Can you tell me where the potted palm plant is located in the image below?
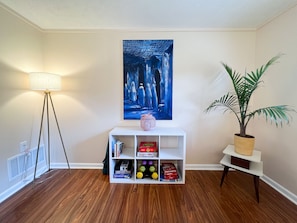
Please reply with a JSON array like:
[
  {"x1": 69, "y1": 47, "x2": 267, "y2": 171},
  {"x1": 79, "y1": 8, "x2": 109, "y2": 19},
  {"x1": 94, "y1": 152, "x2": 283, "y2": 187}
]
[{"x1": 205, "y1": 55, "x2": 295, "y2": 155}]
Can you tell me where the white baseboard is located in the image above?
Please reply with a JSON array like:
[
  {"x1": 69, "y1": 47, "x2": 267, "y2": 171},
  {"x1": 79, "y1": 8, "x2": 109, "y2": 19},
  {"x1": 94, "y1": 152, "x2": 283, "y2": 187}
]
[
  {"x1": 185, "y1": 164, "x2": 223, "y2": 170},
  {"x1": 50, "y1": 162, "x2": 103, "y2": 169},
  {"x1": 261, "y1": 175, "x2": 297, "y2": 205},
  {"x1": 1, "y1": 163, "x2": 296, "y2": 206},
  {"x1": 0, "y1": 166, "x2": 48, "y2": 203},
  {"x1": 185, "y1": 164, "x2": 297, "y2": 205}
]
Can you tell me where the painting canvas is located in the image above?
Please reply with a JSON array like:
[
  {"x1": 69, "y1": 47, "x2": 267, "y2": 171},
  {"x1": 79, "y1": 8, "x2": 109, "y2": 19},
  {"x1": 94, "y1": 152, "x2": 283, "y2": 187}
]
[{"x1": 123, "y1": 40, "x2": 173, "y2": 120}]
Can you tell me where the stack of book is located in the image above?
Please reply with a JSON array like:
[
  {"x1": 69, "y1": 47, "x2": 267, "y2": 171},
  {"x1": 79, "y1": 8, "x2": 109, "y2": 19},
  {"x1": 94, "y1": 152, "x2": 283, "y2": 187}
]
[
  {"x1": 137, "y1": 141, "x2": 158, "y2": 157},
  {"x1": 112, "y1": 140, "x2": 123, "y2": 157},
  {"x1": 160, "y1": 163, "x2": 179, "y2": 182},
  {"x1": 113, "y1": 160, "x2": 133, "y2": 178}
]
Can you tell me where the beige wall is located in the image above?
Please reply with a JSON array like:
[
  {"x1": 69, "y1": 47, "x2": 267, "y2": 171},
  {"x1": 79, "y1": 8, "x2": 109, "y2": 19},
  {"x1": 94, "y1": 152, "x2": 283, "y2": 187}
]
[
  {"x1": 0, "y1": 7, "x2": 44, "y2": 193},
  {"x1": 42, "y1": 30, "x2": 255, "y2": 167},
  {"x1": 255, "y1": 6, "x2": 297, "y2": 195},
  {"x1": 1, "y1": 4, "x2": 296, "y2": 200}
]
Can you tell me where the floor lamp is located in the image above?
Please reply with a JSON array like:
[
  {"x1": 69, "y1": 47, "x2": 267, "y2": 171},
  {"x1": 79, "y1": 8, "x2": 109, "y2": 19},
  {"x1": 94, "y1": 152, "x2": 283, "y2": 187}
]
[{"x1": 29, "y1": 72, "x2": 70, "y2": 181}]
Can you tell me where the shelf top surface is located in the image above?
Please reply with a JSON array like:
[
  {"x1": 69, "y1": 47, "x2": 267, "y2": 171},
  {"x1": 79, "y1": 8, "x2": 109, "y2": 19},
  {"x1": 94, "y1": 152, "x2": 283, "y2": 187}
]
[
  {"x1": 110, "y1": 126, "x2": 186, "y2": 136},
  {"x1": 223, "y1": 145, "x2": 261, "y2": 162}
]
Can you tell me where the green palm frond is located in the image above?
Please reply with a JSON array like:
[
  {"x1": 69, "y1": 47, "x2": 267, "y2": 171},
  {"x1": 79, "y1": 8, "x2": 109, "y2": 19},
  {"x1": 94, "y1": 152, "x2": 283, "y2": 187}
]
[
  {"x1": 221, "y1": 63, "x2": 242, "y2": 97},
  {"x1": 205, "y1": 54, "x2": 295, "y2": 137},
  {"x1": 205, "y1": 93, "x2": 240, "y2": 122},
  {"x1": 244, "y1": 54, "x2": 281, "y2": 94},
  {"x1": 247, "y1": 105, "x2": 294, "y2": 127}
]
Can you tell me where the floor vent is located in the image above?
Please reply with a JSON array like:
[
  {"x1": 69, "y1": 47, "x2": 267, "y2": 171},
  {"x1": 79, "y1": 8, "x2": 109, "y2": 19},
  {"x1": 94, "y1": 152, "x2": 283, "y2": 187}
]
[{"x1": 7, "y1": 145, "x2": 46, "y2": 181}]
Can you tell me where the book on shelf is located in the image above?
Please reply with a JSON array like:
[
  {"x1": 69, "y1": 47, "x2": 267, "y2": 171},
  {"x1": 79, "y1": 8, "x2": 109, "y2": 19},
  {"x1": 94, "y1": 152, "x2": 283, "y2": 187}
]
[
  {"x1": 161, "y1": 170, "x2": 178, "y2": 179},
  {"x1": 114, "y1": 160, "x2": 133, "y2": 173},
  {"x1": 113, "y1": 160, "x2": 133, "y2": 178},
  {"x1": 111, "y1": 137, "x2": 116, "y2": 157},
  {"x1": 161, "y1": 162, "x2": 179, "y2": 180},
  {"x1": 161, "y1": 162, "x2": 177, "y2": 172},
  {"x1": 113, "y1": 140, "x2": 123, "y2": 157},
  {"x1": 114, "y1": 170, "x2": 133, "y2": 174},
  {"x1": 160, "y1": 177, "x2": 179, "y2": 182},
  {"x1": 113, "y1": 173, "x2": 132, "y2": 178},
  {"x1": 161, "y1": 173, "x2": 178, "y2": 179},
  {"x1": 138, "y1": 141, "x2": 158, "y2": 152},
  {"x1": 137, "y1": 152, "x2": 158, "y2": 157}
]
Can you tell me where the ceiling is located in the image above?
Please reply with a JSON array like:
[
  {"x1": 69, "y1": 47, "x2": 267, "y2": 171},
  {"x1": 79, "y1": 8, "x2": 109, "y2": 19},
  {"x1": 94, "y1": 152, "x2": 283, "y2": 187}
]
[{"x1": 1, "y1": 0, "x2": 297, "y2": 30}]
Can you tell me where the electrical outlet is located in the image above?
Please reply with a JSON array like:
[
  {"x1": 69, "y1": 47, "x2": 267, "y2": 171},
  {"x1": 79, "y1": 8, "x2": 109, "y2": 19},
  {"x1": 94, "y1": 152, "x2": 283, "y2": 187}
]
[{"x1": 19, "y1": 141, "x2": 27, "y2": 153}]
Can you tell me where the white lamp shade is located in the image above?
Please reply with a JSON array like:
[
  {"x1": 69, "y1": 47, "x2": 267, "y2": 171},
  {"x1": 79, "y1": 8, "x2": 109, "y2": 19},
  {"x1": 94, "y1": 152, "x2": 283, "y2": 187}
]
[{"x1": 29, "y1": 72, "x2": 61, "y2": 91}]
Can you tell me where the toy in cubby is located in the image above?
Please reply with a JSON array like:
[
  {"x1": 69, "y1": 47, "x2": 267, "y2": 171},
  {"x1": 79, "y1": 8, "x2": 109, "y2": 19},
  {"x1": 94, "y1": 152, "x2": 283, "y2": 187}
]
[{"x1": 136, "y1": 160, "x2": 158, "y2": 180}]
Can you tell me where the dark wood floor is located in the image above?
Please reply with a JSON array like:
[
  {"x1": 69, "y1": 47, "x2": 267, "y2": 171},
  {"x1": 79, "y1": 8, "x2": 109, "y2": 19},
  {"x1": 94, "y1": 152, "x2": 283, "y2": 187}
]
[{"x1": 0, "y1": 169, "x2": 296, "y2": 223}]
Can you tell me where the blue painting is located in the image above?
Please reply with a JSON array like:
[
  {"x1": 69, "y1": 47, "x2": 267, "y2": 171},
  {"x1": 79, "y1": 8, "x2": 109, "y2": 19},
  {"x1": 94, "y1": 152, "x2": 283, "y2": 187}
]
[{"x1": 123, "y1": 40, "x2": 173, "y2": 120}]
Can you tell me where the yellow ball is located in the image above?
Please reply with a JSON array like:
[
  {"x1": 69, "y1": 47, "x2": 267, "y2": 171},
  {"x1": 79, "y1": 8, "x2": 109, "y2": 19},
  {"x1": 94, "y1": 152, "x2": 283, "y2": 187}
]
[
  {"x1": 151, "y1": 172, "x2": 158, "y2": 180},
  {"x1": 136, "y1": 171, "x2": 143, "y2": 179}
]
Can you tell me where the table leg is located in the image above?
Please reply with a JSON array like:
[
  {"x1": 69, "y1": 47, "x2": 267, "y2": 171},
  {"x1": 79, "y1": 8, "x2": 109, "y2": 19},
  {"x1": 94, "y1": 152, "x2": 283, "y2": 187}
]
[
  {"x1": 220, "y1": 166, "x2": 229, "y2": 187},
  {"x1": 254, "y1": 176, "x2": 260, "y2": 203}
]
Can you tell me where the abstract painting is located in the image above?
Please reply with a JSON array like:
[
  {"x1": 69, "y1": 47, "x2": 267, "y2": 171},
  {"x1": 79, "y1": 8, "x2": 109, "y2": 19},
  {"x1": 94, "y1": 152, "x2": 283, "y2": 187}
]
[{"x1": 123, "y1": 40, "x2": 173, "y2": 120}]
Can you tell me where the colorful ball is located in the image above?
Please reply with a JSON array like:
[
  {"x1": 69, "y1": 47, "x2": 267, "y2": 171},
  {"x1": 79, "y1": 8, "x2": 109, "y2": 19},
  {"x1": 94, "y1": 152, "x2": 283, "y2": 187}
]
[
  {"x1": 149, "y1": 165, "x2": 156, "y2": 172},
  {"x1": 136, "y1": 172, "x2": 143, "y2": 179},
  {"x1": 139, "y1": 165, "x2": 146, "y2": 172},
  {"x1": 151, "y1": 172, "x2": 158, "y2": 180},
  {"x1": 148, "y1": 160, "x2": 153, "y2": 165}
]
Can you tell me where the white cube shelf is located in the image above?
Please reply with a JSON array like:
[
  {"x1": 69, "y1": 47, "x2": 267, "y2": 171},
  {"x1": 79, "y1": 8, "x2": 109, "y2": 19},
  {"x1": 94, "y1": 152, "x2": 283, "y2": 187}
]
[{"x1": 109, "y1": 126, "x2": 186, "y2": 184}]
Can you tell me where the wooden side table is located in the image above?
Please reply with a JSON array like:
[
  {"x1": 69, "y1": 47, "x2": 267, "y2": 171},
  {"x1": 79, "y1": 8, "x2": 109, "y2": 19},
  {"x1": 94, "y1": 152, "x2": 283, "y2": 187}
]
[{"x1": 220, "y1": 145, "x2": 263, "y2": 202}]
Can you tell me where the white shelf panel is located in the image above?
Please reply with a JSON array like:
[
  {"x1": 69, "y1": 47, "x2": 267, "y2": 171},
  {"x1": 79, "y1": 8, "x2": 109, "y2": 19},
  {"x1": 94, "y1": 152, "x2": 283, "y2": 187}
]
[
  {"x1": 112, "y1": 148, "x2": 134, "y2": 159},
  {"x1": 110, "y1": 178, "x2": 135, "y2": 184},
  {"x1": 159, "y1": 149, "x2": 183, "y2": 159},
  {"x1": 223, "y1": 145, "x2": 261, "y2": 162},
  {"x1": 136, "y1": 157, "x2": 158, "y2": 159},
  {"x1": 110, "y1": 127, "x2": 185, "y2": 136},
  {"x1": 220, "y1": 155, "x2": 263, "y2": 177}
]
